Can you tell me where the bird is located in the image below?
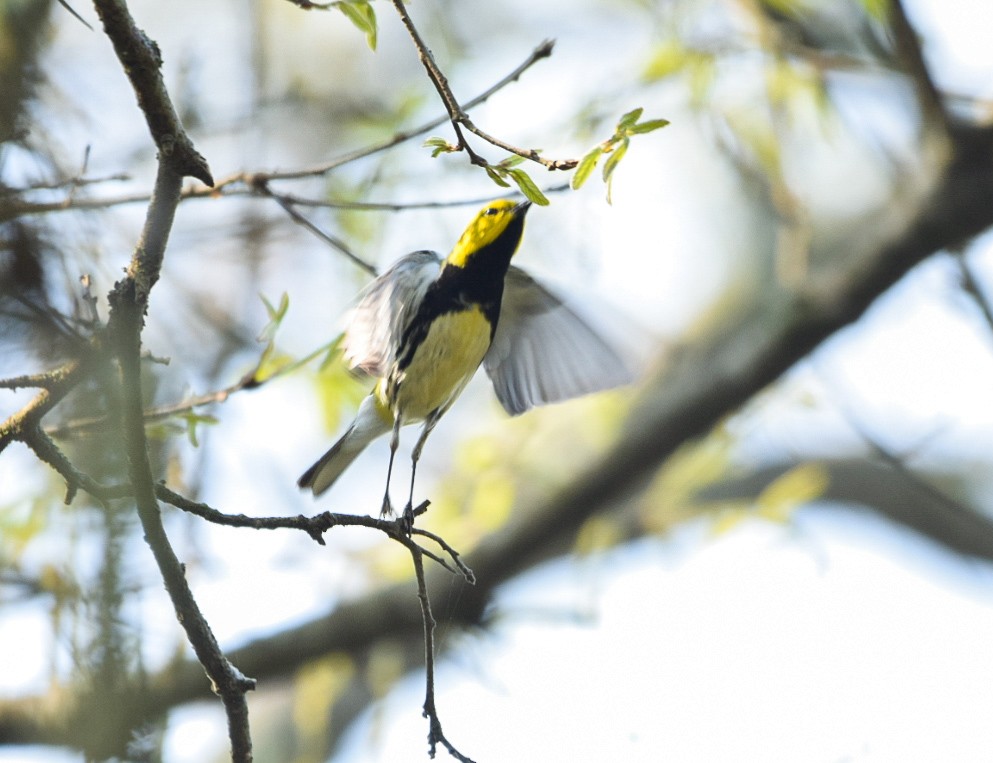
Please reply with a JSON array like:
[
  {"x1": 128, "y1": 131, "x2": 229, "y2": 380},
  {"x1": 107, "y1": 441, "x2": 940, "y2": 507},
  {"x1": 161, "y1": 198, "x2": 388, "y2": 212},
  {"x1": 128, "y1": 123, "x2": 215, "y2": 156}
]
[{"x1": 298, "y1": 198, "x2": 636, "y2": 520}]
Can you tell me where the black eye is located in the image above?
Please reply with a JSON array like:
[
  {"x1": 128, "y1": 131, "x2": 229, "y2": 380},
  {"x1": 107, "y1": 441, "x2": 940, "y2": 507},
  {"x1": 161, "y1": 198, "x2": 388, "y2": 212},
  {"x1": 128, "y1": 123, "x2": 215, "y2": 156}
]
[{"x1": 484, "y1": 207, "x2": 499, "y2": 216}]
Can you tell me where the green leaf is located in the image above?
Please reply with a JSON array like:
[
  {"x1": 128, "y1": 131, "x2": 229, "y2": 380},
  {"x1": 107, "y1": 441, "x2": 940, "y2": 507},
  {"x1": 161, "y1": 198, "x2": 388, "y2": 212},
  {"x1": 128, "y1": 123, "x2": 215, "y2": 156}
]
[
  {"x1": 757, "y1": 0, "x2": 803, "y2": 14},
  {"x1": 496, "y1": 153, "x2": 527, "y2": 169},
  {"x1": 258, "y1": 292, "x2": 289, "y2": 345},
  {"x1": 628, "y1": 118, "x2": 670, "y2": 135},
  {"x1": 688, "y1": 56, "x2": 716, "y2": 105},
  {"x1": 756, "y1": 463, "x2": 829, "y2": 522},
  {"x1": 315, "y1": 353, "x2": 367, "y2": 434},
  {"x1": 617, "y1": 107, "x2": 644, "y2": 130},
  {"x1": 484, "y1": 165, "x2": 512, "y2": 188},
  {"x1": 180, "y1": 412, "x2": 219, "y2": 448},
  {"x1": 860, "y1": 0, "x2": 889, "y2": 21},
  {"x1": 601, "y1": 138, "x2": 629, "y2": 183},
  {"x1": 570, "y1": 146, "x2": 602, "y2": 190},
  {"x1": 253, "y1": 348, "x2": 296, "y2": 385},
  {"x1": 505, "y1": 168, "x2": 550, "y2": 206},
  {"x1": 423, "y1": 136, "x2": 456, "y2": 158},
  {"x1": 337, "y1": 1, "x2": 377, "y2": 51},
  {"x1": 601, "y1": 139, "x2": 629, "y2": 205},
  {"x1": 642, "y1": 41, "x2": 688, "y2": 82}
]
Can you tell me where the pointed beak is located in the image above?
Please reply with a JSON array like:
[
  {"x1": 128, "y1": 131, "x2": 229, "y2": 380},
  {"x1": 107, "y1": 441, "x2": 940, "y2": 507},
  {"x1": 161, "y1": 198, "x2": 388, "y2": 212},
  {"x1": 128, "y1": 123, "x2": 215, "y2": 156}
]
[{"x1": 514, "y1": 200, "x2": 532, "y2": 217}]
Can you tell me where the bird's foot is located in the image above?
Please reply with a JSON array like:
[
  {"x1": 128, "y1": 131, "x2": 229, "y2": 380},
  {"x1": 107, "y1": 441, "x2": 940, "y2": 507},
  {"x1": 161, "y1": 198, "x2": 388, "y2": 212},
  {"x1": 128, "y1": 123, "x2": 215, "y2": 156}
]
[
  {"x1": 397, "y1": 501, "x2": 416, "y2": 536},
  {"x1": 380, "y1": 495, "x2": 394, "y2": 518}
]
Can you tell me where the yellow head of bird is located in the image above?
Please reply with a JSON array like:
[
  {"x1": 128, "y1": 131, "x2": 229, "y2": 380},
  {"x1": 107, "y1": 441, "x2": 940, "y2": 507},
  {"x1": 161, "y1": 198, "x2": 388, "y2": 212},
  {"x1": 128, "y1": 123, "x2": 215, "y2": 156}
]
[{"x1": 447, "y1": 199, "x2": 531, "y2": 268}]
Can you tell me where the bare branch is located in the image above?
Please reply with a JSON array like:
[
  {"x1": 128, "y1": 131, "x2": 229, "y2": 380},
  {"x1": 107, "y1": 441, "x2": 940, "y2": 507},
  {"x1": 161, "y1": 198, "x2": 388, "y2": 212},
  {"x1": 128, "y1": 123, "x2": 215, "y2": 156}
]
[
  {"x1": 3, "y1": 39, "x2": 559, "y2": 227},
  {"x1": 410, "y1": 544, "x2": 476, "y2": 763},
  {"x1": 955, "y1": 251, "x2": 993, "y2": 339},
  {"x1": 889, "y1": 0, "x2": 949, "y2": 136},
  {"x1": 257, "y1": 181, "x2": 378, "y2": 276},
  {"x1": 92, "y1": 0, "x2": 213, "y2": 185},
  {"x1": 389, "y1": 0, "x2": 574, "y2": 172}
]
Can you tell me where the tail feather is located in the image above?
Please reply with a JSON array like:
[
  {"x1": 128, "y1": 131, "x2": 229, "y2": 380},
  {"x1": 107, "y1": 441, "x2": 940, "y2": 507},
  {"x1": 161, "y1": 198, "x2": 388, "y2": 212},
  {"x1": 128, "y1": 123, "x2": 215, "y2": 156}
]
[{"x1": 298, "y1": 394, "x2": 391, "y2": 496}]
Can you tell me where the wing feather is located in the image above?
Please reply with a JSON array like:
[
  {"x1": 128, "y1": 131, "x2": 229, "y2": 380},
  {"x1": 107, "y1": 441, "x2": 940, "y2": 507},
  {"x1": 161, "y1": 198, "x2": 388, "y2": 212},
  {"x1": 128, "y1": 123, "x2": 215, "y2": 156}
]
[
  {"x1": 484, "y1": 267, "x2": 636, "y2": 415},
  {"x1": 343, "y1": 250, "x2": 441, "y2": 376}
]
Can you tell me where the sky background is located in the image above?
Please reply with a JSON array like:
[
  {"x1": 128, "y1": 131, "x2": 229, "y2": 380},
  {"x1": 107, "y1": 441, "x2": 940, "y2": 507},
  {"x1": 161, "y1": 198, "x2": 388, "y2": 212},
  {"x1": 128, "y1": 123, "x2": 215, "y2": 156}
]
[{"x1": 5, "y1": 0, "x2": 993, "y2": 761}]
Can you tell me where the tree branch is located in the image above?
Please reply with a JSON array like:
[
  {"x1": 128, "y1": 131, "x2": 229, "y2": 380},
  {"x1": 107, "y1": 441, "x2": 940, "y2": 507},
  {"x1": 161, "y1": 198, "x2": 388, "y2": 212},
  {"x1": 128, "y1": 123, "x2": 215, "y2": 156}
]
[
  {"x1": 107, "y1": 159, "x2": 257, "y2": 762},
  {"x1": 889, "y1": 0, "x2": 949, "y2": 136},
  {"x1": 389, "y1": 0, "x2": 576, "y2": 171},
  {"x1": 92, "y1": 0, "x2": 213, "y2": 186},
  {"x1": 410, "y1": 544, "x2": 475, "y2": 762}
]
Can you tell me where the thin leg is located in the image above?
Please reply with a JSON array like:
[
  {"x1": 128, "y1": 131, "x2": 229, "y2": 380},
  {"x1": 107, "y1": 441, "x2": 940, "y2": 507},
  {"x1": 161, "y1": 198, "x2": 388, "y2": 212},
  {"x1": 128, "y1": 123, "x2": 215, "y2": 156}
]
[
  {"x1": 405, "y1": 412, "x2": 441, "y2": 518},
  {"x1": 381, "y1": 413, "x2": 402, "y2": 517}
]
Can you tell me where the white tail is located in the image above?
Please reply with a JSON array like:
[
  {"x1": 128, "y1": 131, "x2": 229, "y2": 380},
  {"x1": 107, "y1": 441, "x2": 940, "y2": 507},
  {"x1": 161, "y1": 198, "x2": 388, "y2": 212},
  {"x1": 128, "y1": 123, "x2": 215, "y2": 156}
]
[{"x1": 298, "y1": 394, "x2": 391, "y2": 496}]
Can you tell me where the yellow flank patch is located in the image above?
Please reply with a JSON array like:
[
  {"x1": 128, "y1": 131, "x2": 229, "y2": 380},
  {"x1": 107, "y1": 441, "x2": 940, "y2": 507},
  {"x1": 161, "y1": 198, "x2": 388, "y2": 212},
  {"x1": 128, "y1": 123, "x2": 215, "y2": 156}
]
[{"x1": 392, "y1": 307, "x2": 492, "y2": 421}]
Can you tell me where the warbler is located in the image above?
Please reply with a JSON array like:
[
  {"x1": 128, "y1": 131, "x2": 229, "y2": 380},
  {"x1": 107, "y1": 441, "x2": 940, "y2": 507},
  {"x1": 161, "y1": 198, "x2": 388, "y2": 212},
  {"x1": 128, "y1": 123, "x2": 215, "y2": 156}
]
[{"x1": 298, "y1": 199, "x2": 634, "y2": 518}]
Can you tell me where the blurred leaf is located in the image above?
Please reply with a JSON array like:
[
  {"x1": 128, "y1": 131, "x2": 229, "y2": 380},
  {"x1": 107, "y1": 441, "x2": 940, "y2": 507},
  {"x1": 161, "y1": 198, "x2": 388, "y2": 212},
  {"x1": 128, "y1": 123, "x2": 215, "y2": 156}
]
[
  {"x1": 687, "y1": 55, "x2": 716, "y2": 105},
  {"x1": 755, "y1": 462, "x2": 829, "y2": 521},
  {"x1": 711, "y1": 506, "x2": 751, "y2": 536},
  {"x1": 336, "y1": 0, "x2": 377, "y2": 50},
  {"x1": 642, "y1": 40, "x2": 690, "y2": 81},
  {"x1": 178, "y1": 412, "x2": 219, "y2": 448},
  {"x1": 293, "y1": 653, "x2": 355, "y2": 738},
  {"x1": 859, "y1": 0, "x2": 889, "y2": 22},
  {"x1": 257, "y1": 292, "x2": 289, "y2": 345},
  {"x1": 457, "y1": 435, "x2": 502, "y2": 472},
  {"x1": 733, "y1": 115, "x2": 783, "y2": 177},
  {"x1": 145, "y1": 419, "x2": 185, "y2": 442},
  {"x1": 366, "y1": 641, "x2": 407, "y2": 699},
  {"x1": 642, "y1": 430, "x2": 738, "y2": 527},
  {"x1": 467, "y1": 471, "x2": 515, "y2": 532},
  {"x1": 0, "y1": 499, "x2": 46, "y2": 560},
  {"x1": 318, "y1": 333, "x2": 347, "y2": 371},
  {"x1": 315, "y1": 351, "x2": 367, "y2": 434},
  {"x1": 505, "y1": 167, "x2": 550, "y2": 206},
  {"x1": 757, "y1": 0, "x2": 803, "y2": 14},
  {"x1": 765, "y1": 58, "x2": 827, "y2": 117},
  {"x1": 252, "y1": 348, "x2": 296, "y2": 384},
  {"x1": 571, "y1": 146, "x2": 602, "y2": 190},
  {"x1": 575, "y1": 515, "x2": 624, "y2": 555}
]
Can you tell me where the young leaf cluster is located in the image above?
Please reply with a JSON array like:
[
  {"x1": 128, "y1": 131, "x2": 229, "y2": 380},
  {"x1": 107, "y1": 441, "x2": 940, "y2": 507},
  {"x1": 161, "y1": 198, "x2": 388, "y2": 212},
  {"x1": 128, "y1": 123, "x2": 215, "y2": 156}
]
[
  {"x1": 482, "y1": 154, "x2": 550, "y2": 206},
  {"x1": 571, "y1": 107, "x2": 669, "y2": 203}
]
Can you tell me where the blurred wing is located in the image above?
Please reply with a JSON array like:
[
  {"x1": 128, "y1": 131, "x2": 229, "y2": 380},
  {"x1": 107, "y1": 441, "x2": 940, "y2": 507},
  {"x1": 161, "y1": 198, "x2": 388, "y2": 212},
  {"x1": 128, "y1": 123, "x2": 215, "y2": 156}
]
[
  {"x1": 343, "y1": 250, "x2": 441, "y2": 376},
  {"x1": 484, "y1": 266, "x2": 636, "y2": 415}
]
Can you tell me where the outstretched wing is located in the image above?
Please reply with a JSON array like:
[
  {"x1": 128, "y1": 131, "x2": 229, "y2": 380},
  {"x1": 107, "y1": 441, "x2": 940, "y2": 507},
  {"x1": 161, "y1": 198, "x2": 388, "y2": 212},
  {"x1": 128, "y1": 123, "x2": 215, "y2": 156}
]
[
  {"x1": 483, "y1": 266, "x2": 636, "y2": 415},
  {"x1": 343, "y1": 250, "x2": 441, "y2": 376}
]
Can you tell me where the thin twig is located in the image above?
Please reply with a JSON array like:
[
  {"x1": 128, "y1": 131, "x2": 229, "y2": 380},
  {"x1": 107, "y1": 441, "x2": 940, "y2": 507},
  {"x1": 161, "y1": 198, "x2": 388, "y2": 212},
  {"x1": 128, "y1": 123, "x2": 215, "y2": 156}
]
[
  {"x1": 93, "y1": 1, "x2": 252, "y2": 758},
  {"x1": 389, "y1": 0, "x2": 575, "y2": 172},
  {"x1": 412, "y1": 527, "x2": 475, "y2": 584},
  {"x1": 158, "y1": 485, "x2": 474, "y2": 577},
  {"x1": 0, "y1": 359, "x2": 85, "y2": 455},
  {"x1": 955, "y1": 252, "x2": 993, "y2": 340},
  {"x1": 93, "y1": 1, "x2": 213, "y2": 186},
  {"x1": 56, "y1": 0, "x2": 94, "y2": 30},
  {"x1": 256, "y1": 181, "x2": 378, "y2": 276},
  {"x1": 410, "y1": 544, "x2": 476, "y2": 763},
  {"x1": 4, "y1": 39, "x2": 559, "y2": 223}
]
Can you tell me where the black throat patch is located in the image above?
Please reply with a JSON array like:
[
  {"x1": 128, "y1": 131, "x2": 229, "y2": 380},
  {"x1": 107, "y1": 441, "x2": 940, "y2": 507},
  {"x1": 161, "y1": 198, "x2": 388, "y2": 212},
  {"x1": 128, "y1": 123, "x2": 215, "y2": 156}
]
[{"x1": 395, "y1": 215, "x2": 524, "y2": 373}]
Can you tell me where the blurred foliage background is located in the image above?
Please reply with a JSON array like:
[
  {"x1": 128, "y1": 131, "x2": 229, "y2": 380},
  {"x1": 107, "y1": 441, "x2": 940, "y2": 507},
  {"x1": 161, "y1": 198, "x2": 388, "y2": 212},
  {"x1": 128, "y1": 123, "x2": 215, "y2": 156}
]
[{"x1": 3, "y1": 0, "x2": 993, "y2": 760}]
